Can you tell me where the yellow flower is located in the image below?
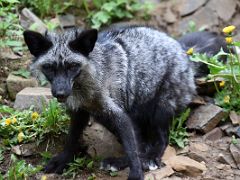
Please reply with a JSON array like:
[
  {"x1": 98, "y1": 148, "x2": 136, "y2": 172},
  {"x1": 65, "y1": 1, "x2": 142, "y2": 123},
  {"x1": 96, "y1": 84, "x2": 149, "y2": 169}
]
[
  {"x1": 41, "y1": 175, "x2": 47, "y2": 180},
  {"x1": 186, "y1": 47, "x2": 194, "y2": 55},
  {"x1": 225, "y1": 37, "x2": 233, "y2": 44},
  {"x1": 222, "y1": 25, "x2": 236, "y2": 34},
  {"x1": 5, "y1": 118, "x2": 11, "y2": 126},
  {"x1": 223, "y1": 95, "x2": 230, "y2": 104},
  {"x1": 219, "y1": 81, "x2": 225, "y2": 87},
  {"x1": 12, "y1": 117, "x2": 17, "y2": 124},
  {"x1": 31, "y1": 112, "x2": 39, "y2": 120},
  {"x1": 18, "y1": 132, "x2": 24, "y2": 143}
]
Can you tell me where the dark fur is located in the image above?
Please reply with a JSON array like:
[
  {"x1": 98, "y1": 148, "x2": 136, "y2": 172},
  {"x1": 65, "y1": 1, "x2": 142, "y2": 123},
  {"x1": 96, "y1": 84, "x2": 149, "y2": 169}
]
[{"x1": 24, "y1": 26, "x2": 197, "y2": 180}]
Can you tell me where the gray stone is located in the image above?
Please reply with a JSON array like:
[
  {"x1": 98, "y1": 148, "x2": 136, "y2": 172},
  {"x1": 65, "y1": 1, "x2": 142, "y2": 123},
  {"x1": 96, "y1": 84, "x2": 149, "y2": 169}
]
[
  {"x1": 188, "y1": 152, "x2": 207, "y2": 163},
  {"x1": 177, "y1": 0, "x2": 207, "y2": 16},
  {"x1": 225, "y1": 126, "x2": 240, "y2": 138},
  {"x1": 177, "y1": 7, "x2": 218, "y2": 35},
  {"x1": 163, "y1": 7, "x2": 177, "y2": 24},
  {"x1": 57, "y1": 14, "x2": 75, "y2": 29},
  {"x1": 230, "y1": 143, "x2": 240, "y2": 169},
  {"x1": 203, "y1": 127, "x2": 224, "y2": 141},
  {"x1": 217, "y1": 153, "x2": 237, "y2": 169},
  {"x1": 187, "y1": 104, "x2": 227, "y2": 133},
  {"x1": 207, "y1": 0, "x2": 237, "y2": 21},
  {"x1": 11, "y1": 143, "x2": 37, "y2": 157},
  {"x1": 83, "y1": 121, "x2": 123, "y2": 158},
  {"x1": 7, "y1": 74, "x2": 38, "y2": 100},
  {"x1": 230, "y1": 111, "x2": 240, "y2": 126},
  {"x1": 14, "y1": 87, "x2": 52, "y2": 111},
  {"x1": 20, "y1": 8, "x2": 47, "y2": 34},
  {"x1": 144, "y1": 166, "x2": 174, "y2": 180}
]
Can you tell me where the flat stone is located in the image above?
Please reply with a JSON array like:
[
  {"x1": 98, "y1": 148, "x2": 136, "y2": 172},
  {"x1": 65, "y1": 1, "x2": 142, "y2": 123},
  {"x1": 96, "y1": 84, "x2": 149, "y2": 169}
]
[
  {"x1": 7, "y1": 74, "x2": 38, "y2": 100},
  {"x1": 165, "y1": 155, "x2": 207, "y2": 176},
  {"x1": 83, "y1": 121, "x2": 123, "y2": 158},
  {"x1": 177, "y1": 0, "x2": 207, "y2": 16},
  {"x1": 162, "y1": 145, "x2": 177, "y2": 163},
  {"x1": 177, "y1": 7, "x2": 218, "y2": 35},
  {"x1": 217, "y1": 153, "x2": 237, "y2": 169},
  {"x1": 163, "y1": 7, "x2": 177, "y2": 24},
  {"x1": 229, "y1": 111, "x2": 240, "y2": 126},
  {"x1": 189, "y1": 142, "x2": 209, "y2": 152},
  {"x1": 230, "y1": 143, "x2": 240, "y2": 169},
  {"x1": 187, "y1": 104, "x2": 227, "y2": 133},
  {"x1": 11, "y1": 143, "x2": 37, "y2": 156},
  {"x1": 57, "y1": 14, "x2": 75, "y2": 29},
  {"x1": 20, "y1": 8, "x2": 47, "y2": 34},
  {"x1": 203, "y1": 127, "x2": 224, "y2": 141},
  {"x1": 14, "y1": 87, "x2": 52, "y2": 111},
  {"x1": 188, "y1": 152, "x2": 207, "y2": 163},
  {"x1": 225, "y1": 126, "x2": 240, "y2": 138},
  {"x1": 144, "y1": 166, "x2": 174, "y2": 180},
  {"x1": 207, "y1": 0, "x2": 237, "y2": 21}
]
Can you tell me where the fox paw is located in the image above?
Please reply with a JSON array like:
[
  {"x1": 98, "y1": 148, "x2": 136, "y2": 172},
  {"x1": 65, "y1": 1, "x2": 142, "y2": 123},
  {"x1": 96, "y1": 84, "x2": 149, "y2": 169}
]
[{"x1": 44, "y1": 151, "x2": 74, "y2": 174}]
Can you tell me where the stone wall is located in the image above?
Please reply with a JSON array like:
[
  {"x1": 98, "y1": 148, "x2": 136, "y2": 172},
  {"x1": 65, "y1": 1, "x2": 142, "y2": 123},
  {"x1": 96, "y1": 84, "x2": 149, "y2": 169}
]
[{"x1": 148, "y1": 0, "x2": 240, "y2": 38}]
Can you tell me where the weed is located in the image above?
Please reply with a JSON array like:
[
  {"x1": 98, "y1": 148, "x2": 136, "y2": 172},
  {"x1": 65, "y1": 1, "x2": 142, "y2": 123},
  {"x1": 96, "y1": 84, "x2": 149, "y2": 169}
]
[
  {"x1": 63, "y1": 157, "x2": 95, "y2": 179},
  {"x1": 189, "y1": 25, "x2": 240, "y2": 113},
  {"x1": 21, "y1": 0, "x2": 74, "y2": 18},
  {"x1": 0, "y1": 0, "x2": 24, "y2": 52},
  {"x1": 170, "y1": 108, "x2": 190, "y2": 148},
  {"x1": 12, "y1": 68, "x2": 31, "y2": 78},
  {"x1": 83, "y1": 0, "x2": 153, "y2": 29},
  {"x1": 0, "y1": 99, "x2": 69, "y2": 147},
  {"x1": 3, "y1": 154, "x2": 42, "y2": 180}
]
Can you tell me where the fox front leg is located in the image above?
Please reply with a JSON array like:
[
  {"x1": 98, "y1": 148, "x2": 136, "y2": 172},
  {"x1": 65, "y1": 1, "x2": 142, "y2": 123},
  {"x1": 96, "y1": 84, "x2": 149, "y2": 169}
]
[
  {"x1": 96, "y1": 103, "x2": 143, "y2": 180},
  {"x1": 45, "y1": 109, "x2": 89, "y2": 174}
]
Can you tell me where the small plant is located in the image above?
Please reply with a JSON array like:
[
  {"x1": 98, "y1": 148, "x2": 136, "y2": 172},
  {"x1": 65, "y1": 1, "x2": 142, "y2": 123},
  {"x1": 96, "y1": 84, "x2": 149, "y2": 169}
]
[
  {"x1": 169, "y1": 108, "x2": 190, "y2": 148},
  {"x1": 21, "y1": 0, "x2": 74, "y2": 18},
  {"x1": 189, "y1": 25, "x2": 240, "y2": 113},
  {"x1": 12, "y1": 69, "x2": 31, "y2": 78},
  {"x1": 63, "y1": 157, "x2": 95, "y2": 179},
  {"x1": 0, "y1": 0, "x2": 24, "y2": 52},
  {"x1": 3, "y1": 154, "x2": 42, "y2": 180},
  {"x1": 83, "y1": 0, "x2": 153, "y2": 29},
  {"x1": 0, "y1": 99, "x2": 69, "y2": 147}
]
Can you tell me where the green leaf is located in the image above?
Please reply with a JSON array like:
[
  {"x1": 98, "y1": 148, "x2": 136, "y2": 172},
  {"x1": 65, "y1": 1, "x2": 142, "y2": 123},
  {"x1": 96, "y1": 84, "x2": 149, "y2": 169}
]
[
  {"x1": 12, "y1": 69, "x2": 31, "y2": 79},
  {"x1": 5, "y1": 40, "x2": 22, "y2": 47}
]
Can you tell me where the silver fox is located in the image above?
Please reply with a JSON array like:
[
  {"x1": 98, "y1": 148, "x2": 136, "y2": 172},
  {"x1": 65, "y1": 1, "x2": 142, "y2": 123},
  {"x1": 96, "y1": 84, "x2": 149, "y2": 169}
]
[{"x1": 23, "y1": 26, "x2": 225, "y2": 180}]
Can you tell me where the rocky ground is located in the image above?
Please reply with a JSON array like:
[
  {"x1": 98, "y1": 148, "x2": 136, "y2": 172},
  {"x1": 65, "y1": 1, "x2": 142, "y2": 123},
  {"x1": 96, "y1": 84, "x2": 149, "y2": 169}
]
[{"x1": 1, "y1": 0, "x2": 240, "y2": 179}]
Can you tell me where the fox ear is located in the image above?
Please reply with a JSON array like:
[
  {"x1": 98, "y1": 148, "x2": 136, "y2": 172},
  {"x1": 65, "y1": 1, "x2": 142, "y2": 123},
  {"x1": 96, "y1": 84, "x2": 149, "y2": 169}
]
[
  {"x1": 69, "y1": 29, "x2": 98, "y2": 56},
  {"x1": 23, "y1": 30, "x2": 53, "y2": 57}
]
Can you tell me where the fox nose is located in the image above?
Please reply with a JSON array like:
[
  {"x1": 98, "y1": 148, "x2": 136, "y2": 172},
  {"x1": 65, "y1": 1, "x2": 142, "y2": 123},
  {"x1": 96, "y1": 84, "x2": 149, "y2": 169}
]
[{"x1": 55, "y1": 91, "x2": 68, "y2": 102}]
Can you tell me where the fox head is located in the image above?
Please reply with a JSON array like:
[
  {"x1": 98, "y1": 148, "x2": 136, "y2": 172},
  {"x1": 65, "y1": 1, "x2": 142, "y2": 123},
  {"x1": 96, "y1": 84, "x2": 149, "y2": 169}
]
[{"x1": 23, "y1": 29, "x2": 98, "y2": 102}]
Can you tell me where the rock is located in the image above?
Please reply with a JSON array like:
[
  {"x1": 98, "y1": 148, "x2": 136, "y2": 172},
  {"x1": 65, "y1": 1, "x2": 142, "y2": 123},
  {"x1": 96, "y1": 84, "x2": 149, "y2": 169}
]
[
  {"x1": 163, "y1": 7, "x2": 177, "y2": 24},
  {"x1": 225, "y1": 126, "x2": 240, "y2": 138},
  {"x1": 216, "y1": 164, "x2": 231, "y2": 170},
  {"x1": 162, "y1": 145, "x2": 177, "y2": 163},
  {"x1": 230, "y1": 143, "x2": 240, "y2": 169},
  {"x1": 189, "y1": 142, "x2": 209, "y2": 152},
  {"x1": 190, "y1": 96, "x2": 206, "y2": 106},
  {"x1": 57, "y1": 14, "x2": 75, "y2": 29},
  {"x1": 207, "y1": 0, "x2": 237, "y2": 21},
  {"x1": 177, "y1": 0, "x2": 207, "y2": 16},
  {"x1": 188, "y1": 152, "x2": 207, "y2": 163},
  {"x1": 165, "y1": 155, "x2": 207, "y2": 176},
  {"x1": 217, "y1": 153, "x2": 237, "y2": 168},
  {"x1": 144, "y1": 166, "x2": 174, "y2": 180},
  {"x1": 220, "y1": 122, "x2": 233, "y2": 131},
  {"x1": 7, "y1": 74, "x2": 38, "y2": 100},
  {"x1": 83, "y1": 121, "x2": 123, "y2": 158},
  {"x1": 177, "y1": 6, "x2": 218, "y2": 35},
  {"x1": 14, "y1": 87, "x2": 52, "y2": 111},
  {"x1": 187, "y1": 104, "x2": 227, "y2": 133},
  {"x1": 20, "y1": 8, "x2": 47, "y2": 34},
  {"x1": 203, "y1": 127, "x2": 224, "y2": 141},
  {"x1": 229, "y1": 111, "x2": 240, "y2": 126},
  {"x1": 11, "y1": 143, "x2": 37, "y2": 156}
]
